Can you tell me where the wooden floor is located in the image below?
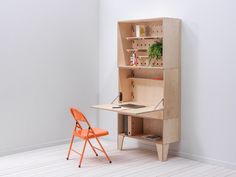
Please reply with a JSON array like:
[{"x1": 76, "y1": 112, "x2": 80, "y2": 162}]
[{"x1": 0, "y1": 140, "x2": 235, "y2": 177}]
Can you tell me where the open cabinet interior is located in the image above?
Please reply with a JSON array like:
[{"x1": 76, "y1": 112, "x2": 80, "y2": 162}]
[
  {"x1": 119, "y1": 68, "x2": 164, "y2": 106},
  {"x1": 118, "y1": 114, "x2": 163, "y2": 144},
  {"x1": 118, "y1": 20, "x2": 163, "y2": 67}
]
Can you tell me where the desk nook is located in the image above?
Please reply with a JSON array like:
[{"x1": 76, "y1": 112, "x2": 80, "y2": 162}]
[{"x1": 93, "y1": 18, "x2": 181, "y2": 161}]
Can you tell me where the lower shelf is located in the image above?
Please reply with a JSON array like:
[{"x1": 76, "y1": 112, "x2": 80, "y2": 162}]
[{"x1": 119, "y1": 133, "x2": 163, "y2": 144}]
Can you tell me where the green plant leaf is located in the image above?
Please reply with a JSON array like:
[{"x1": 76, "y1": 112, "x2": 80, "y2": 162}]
[{"x1": 148, "y1": 42, "x2": 162, "y2": 60}]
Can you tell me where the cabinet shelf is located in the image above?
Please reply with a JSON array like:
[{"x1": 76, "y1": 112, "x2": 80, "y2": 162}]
[
  {"x1": 127, "y1": 77, "x2": 163, "y2": 82},
  {"x1": 119, "y1": 65, "x2": 164, "y2": 70},
  {"x1": 126, "y1": 36, "x2": 162, "y2": 40},
  {"x1": 126, "y1": 49, "x2": 147, "y2": 52},
  {"x1": 138, "y1": 55, "x2": 149, "y2": 59},
  {"x1": 120, "y1": 133, "x2": 163, "y2": 144}
]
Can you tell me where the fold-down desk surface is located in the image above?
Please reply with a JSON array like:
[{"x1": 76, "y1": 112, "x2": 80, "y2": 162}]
[{"x1": 91, "y1": 102, "x2": 163, "y2": 116}]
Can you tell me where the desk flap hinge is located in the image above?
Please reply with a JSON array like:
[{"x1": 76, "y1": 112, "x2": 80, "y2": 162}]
[{"x1": 154, "y1": 98, "x2": 164, "y2": 110}]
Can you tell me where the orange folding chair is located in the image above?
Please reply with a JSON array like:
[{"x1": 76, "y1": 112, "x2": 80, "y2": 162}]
[{"x1": 66, "y1": 107, "x2": 112, "y2": 168}]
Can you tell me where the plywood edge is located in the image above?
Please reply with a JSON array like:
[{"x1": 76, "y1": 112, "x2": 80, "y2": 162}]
[{"x1": 118, "y1": 17, "x2": 181, "y2": 24}]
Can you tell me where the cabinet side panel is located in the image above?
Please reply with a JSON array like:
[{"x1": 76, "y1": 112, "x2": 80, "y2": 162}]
[
  {"x1": 164, "y1": 69, "x2": 180, "y2": 119},
  {"x1": 163, "y1": 118, "x2": 180, "y2": 144},
  {"x1": 118, "y1": 23, "x2": 132, "y2": 66},
  {"x1": 163, "y1": 19, "x2": 181, "y2": 68}
]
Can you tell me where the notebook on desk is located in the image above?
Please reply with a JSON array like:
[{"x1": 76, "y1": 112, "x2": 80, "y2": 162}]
[{"x1": 119, "y1": 104, "x2": 146, "y2": 109}]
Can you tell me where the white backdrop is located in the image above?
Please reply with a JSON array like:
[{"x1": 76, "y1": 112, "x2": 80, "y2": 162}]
[
  {"x1": 0, "y1": 0, "x2": 235, "y2": 168},
  {"x1": 0, "y1": 0, "x2": 99, "y2": 155}
]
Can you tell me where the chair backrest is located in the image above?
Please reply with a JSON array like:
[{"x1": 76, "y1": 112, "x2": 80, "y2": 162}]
[{"x1": 70, "y1": 108, "x2": 91, "y2": 128}]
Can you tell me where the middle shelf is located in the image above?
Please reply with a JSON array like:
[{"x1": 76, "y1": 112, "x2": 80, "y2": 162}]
[
  {"x1": 120, "y1": 133, "x2": 163, "y2": 144},
  {"x1": 126, "y1": 36, "x2": 163, "y2": 40},
  {"x1": 119, "y1": 65, "x2": 164, "y2": 70},
  {"x1": 127, "y1": 77, "x2": 163, "y2": 82}
]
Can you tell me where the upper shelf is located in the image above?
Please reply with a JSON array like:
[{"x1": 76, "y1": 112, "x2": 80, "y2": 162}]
[
  {"x1": 126, "y1": 36, "x2": 162, "y2": 40},
  {"x1": 126, "y1": 49, "x2": 147, "y2": 52},
  {"x1": 127, "y1": 77, "x2": 163, "y2": 82},
  {"x1": 119, "y1": 65, "x2": 164, "y2": 70}
]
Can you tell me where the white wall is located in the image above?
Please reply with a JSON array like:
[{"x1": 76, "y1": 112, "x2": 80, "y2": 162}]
[
  {"x1": 0, "y1": 0, "x2": 99, "y2": 155},
  {"x1": 98, "y1": 0, "x2": 236, "y2": 168}
]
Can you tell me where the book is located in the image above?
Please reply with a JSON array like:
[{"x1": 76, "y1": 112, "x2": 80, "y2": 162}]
[{"x1": 142, "y1": 134, "x2": 161, "y2": 141}]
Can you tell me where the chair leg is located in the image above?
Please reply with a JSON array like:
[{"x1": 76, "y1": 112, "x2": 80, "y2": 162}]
[
  {"x1": 66, "y1": 135, "x2": 75, "y2": 160},
  {"x1": 88, "y1": 139, "x2": 98, "y2": 156},
  {"x1": 95, "y1": 137, "x2": 112, "y2": 163},
  {"x1": 79, "y1": 139, "x2": 88, "y2": 168}
]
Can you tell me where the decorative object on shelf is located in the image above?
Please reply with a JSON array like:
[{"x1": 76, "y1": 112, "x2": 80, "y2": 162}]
[
  {"x1": 142, "y1": 134, "x2": 161, "y2": 141},
  {"x1": 130, "y1": 51, "x2": 138, "y2": 66},
  {"x1": 148, "y1": 41, "x2": 163, "y2": 66},
  {"x1": 135, "y1": 25, "x2": 146, "y2": 37},
  {"x1": 152, "y1": 77, "x2": 163, "y2": 80},
  {"x1": 148, "y1": 41, "x2": 162, "y2": 60}
]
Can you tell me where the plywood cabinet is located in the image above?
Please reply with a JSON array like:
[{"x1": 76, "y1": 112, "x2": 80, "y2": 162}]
[{"x1": 93, "y1": 18, "x2": 181, "y2": 161}]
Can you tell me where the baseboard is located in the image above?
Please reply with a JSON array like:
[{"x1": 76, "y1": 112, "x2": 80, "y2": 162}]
[
  {"x1": 0, "y1": 138, "x2": 74, "y2": 157},
  {"x1": 169, "y1": 150, "x2": 236, "y2": 170},
  {"x1": 123, "y1": 138, "x2": 236, "y2": 170}
]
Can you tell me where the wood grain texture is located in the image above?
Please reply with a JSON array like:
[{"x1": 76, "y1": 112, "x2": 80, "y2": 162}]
[
  {"x1": 156, "y1": 143, "x2": 169, "y2": 161},
  {"x1": 117, "y1": 134, "x2": 125, "y2": 150},
  {"x1": 163, "y1": 18, "x2": 181, "y2": 69},
  {"x1": 163, "y1": 68, "x2": 180, "y2": 119},
  {"x1": 128, "y1": 116, "x2": 143, "y2": 136},
  {"x1": 163, "y1": 118, "x2": 180, "y2": 144}
]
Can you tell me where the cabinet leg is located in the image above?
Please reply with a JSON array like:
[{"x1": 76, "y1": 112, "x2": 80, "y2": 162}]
[
  {"x1": 117, "y1": 134, "x2": 125, "y2": 150},
  {"x1": 156, "y1": 144, "x2": 169, "y2": 161}
]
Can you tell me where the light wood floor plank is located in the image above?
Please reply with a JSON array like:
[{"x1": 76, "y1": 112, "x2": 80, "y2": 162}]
[{"x1": 0, "y1": 140, "x2": 235, "y2": 177}]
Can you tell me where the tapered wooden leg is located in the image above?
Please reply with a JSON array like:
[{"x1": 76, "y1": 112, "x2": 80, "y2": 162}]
[
  {"x1": 156, "y1": 144, "x2": 169, "y2": 161},
  {"x1": 117, "y1": 134, "x2": 125, "y2": 150}
]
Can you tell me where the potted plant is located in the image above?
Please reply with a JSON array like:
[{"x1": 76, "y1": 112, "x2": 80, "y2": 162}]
[{"x1": 148, "y1": 41, "x2": 163, "y2": 66}]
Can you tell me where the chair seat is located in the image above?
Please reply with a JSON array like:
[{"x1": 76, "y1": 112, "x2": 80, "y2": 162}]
[{"x1": 74, "y1": 128, "x2": 109, "y2": 139}]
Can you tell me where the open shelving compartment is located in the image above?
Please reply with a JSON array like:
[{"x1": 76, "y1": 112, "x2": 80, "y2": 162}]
[
  {"x1": 92, "y1": 18, "x2": 181, "y2": 161},
  {"x1": 118, "y1": 114, "x2": 163, "y2": 144},
  {"x1": 118, "y1": 18, "x2": 163, "y2": 68}
]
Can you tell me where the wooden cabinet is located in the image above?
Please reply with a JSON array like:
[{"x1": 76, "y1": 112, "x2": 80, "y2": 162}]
[{"x1": 93, "y1": 18, "x2": 181, "y2": 161}]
